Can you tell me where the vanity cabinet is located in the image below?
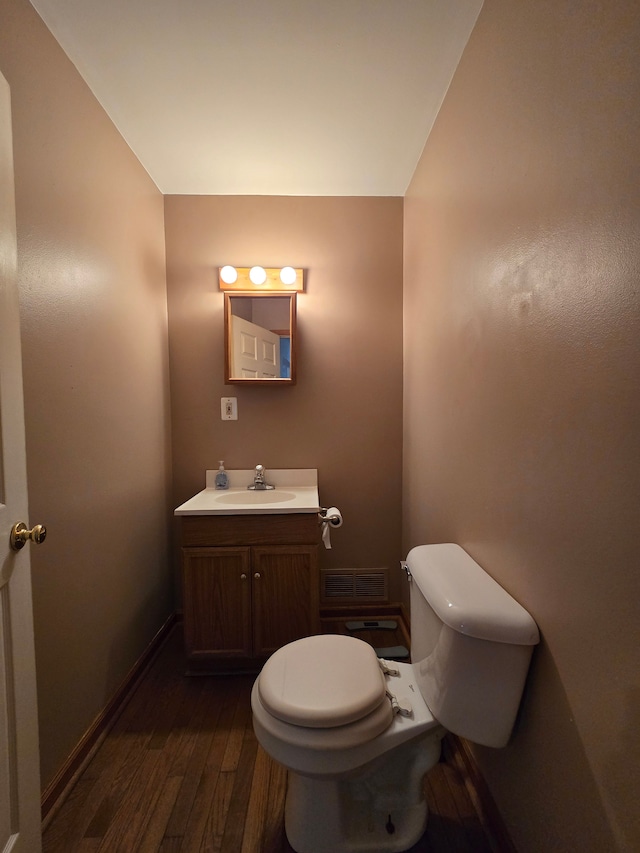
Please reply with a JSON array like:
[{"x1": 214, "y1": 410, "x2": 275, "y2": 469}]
[{"x1": 180, "y1": 513, "x2": 320, "y2": 673}]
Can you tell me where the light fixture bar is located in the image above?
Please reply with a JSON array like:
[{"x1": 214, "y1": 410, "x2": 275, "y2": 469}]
[{"x1": 218, "y1": 266, "x2": 304, "y2": 292}]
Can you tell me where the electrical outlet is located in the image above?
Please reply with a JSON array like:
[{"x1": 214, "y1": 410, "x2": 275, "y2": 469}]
[{"x1": 221, "y1": 397, "x2": 238, "y2": 420}]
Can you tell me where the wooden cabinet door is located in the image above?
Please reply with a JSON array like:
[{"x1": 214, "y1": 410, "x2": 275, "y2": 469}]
[
  {"x1": 251, "y1": 545, "x2": 319, "y2": 657},
  {"x1": 182, "y1": 547, "x2": 251, "y2": 662}
]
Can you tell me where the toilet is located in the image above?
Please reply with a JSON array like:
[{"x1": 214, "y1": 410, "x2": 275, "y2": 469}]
[{"x1": 251, "y1": 543, "x2": 539, "y2": 853}]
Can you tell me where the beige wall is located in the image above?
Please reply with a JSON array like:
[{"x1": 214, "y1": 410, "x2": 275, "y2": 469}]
[
  {"x1": 404, "y1": 1, "x2": 640, "y2": 850},
  {"x1": 0, "y1": 0, "x2": 173, "y2": 789},
  {"x1": 165, "y1": 195, "x2": 403, "y2": 596}
]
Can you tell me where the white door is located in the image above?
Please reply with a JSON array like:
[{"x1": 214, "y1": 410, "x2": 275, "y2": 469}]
[
  {"x1": 231, "y1": 315, "x2": 281, "y2": 378},
  {"x1": 0, "y1": 72, "x2": 43, "y2": 853}
]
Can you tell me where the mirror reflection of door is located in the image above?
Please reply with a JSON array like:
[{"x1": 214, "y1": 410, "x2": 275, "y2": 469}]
[
  {"x1": 231, "y1": 314, "x2": 281, "y2": 378},
  {"x1": 225, "y1": 293, "x2": 296, "y2": 384}
]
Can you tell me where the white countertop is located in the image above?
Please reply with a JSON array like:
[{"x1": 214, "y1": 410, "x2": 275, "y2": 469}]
[{"x1": 174, "y1": 469, "x2": 320, "y2": 516}]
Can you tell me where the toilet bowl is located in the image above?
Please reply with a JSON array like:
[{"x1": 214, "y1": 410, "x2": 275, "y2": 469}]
[
  {"x1": 251, "y1": 633, "x2": 444, "y2": 778},
  {"x1": 251, "y1": 544, "x2": 539, "y2": 853}
]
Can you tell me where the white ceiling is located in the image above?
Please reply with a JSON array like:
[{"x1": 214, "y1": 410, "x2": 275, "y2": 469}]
[{"x1": 29, "y1": 0, "x2": 482, "y2": 196}]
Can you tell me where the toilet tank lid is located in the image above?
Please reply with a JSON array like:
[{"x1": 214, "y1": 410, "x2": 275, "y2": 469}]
[{"x1": 406, "y1": 544, "x2": 540, "y2": 646}]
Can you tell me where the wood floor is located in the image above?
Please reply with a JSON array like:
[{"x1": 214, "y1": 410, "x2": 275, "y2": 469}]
[{"x1": 43, "y1": 622, "x2": 497, "y2": 852}]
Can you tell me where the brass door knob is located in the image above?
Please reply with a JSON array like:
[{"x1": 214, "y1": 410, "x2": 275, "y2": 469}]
[{"x1": 10, "y1": 522, "x2": 47, "y2": 551}]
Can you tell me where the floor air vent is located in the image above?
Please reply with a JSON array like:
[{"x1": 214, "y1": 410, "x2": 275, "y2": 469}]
[{"x1": 321, "y1": 569, "x2": 388, "y2": 604}]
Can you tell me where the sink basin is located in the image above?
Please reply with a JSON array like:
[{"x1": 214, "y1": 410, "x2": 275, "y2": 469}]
[
  {"x1": 214, "y1": 490, "x2": 297, "y2": 505},
  {"x1": 174, "y1": 470, "x2": 320, "y2": 516}
]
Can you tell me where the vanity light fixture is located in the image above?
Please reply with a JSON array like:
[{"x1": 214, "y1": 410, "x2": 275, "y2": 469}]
[
  {"x1": 220, "y1": 265, "x2": 238, "y2": 285},
  {"x1": 249, "y1": 265, "x2": 267, "y2": 285},
  {"x1": 279, "y1": 266, "x2": 297, "y2": 285},
  {"x1": 218, "y1": 266, "x2": 304, "y2": 292}
]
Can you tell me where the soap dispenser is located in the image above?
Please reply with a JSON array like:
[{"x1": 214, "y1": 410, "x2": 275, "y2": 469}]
[{"x1": 214, "y1": 461, "x2": 229, "y2": 490}]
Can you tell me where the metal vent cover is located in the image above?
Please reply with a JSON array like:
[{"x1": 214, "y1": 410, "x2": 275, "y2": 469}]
[{"x1": 321, "y1": 569, "x2": 388, "y2": 603}]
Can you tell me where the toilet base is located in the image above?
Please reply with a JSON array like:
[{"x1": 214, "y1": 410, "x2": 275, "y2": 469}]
[{"x1": 284, "y1": 732, "x2": 442, "y2": 853}]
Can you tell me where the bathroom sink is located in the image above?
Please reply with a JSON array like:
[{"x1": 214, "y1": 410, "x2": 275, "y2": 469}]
[
  {"x1": 174, "y1": 469, "x2": 320, "y2": 516},
  {"x1": 214, "y1": 490, "x2": 297, "y2": 505}
]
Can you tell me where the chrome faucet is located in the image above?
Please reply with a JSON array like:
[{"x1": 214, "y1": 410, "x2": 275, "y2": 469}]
[{"x1": 248, "y1": 464, "x2": 275, "y2": 490}]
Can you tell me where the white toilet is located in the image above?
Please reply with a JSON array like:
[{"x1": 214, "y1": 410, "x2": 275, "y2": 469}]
[{"x1": 251, "y1": 543, "x2": 539, "y2": 853}]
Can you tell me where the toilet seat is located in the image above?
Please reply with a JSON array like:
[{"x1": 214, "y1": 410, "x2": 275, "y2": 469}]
[
  {"x1": 253, "y1": 680, "x2": 395, "y2": 751},
  {"x1": 258, "y1": 634, "x2": 388, "y2": 728}
]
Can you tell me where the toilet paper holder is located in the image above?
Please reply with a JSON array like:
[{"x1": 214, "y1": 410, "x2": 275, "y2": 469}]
[
  {"x1": 318, "y1": 507, "x2": 342, "y2": 526},
  {"x1": 319, "y1": 507, "x2": 342, "y2": 550}
]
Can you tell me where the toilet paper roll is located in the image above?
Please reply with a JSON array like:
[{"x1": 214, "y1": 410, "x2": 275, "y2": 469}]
[
  {"x1": 323, "y1": 507, "x2": 343, "y2": 528},
  {"x1": 321, "y1": 507, "x2": 343, "y2": 550}
]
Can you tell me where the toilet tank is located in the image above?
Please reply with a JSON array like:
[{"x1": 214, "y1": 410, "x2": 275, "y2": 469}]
[{"x1": 406, "y1": 544, "x2": 539, "y2": 748}]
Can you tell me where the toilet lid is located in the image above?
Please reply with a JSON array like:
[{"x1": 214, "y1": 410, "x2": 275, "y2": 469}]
[{"x1": 258, "y1": 634, "x2": 387, "y2": 728}]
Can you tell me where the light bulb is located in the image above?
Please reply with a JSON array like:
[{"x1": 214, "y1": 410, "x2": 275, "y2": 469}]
[
  {"x1": 220, "y1": 265, "x2": 238, "y2": 284},
  {"x1": 279, "y1": 266, "x2": 297, "y2": 285},
  {"x1": 249, "y1": 266, "x2": 267, "y2": 285}
]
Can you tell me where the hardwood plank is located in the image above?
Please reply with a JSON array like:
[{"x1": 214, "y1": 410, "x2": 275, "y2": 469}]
[
  {"x1": 159, "y1": 838, "x2": 183, "y2": 853},
  {"x1": 82, "y1": 732, "x2": 152, "y2": 838},
  {"x1": 49, "y1": 730, "x2": 148, "y2": 847},
  {"x1": 219, "y1": 724, "x2": 259, "y2": 850},
  {"x1": 136, "y1": 776, "x2": 183, "y2": 853},
  {"x1": 94, "y1": 749, "x2": 166, "y2": 851},
  {"x1": 146, "y1": 677, "x2": 194, "y2": 750},
  {"x1": 165, "y1": 679, "x2": 225, "y2": 780},
  {"x1": 118, "y1": 715, "x2": 200, "y2": 850},
  {"x1": 220, "y1": 678, "x2": 253, "y2": 773},
  {"x1": 240, "y1": 743, "x2": 272, "y2": 852},
  {"x1": 198, "y1": 770, "x2": 235, "y2": 852},
  {"x1": 164, "y1": 680, "x2": 236, "y2": 840},
  {"x1": 75, "y1": 839, "x2": 101, "y2": 851},
  {"x1": 176, "y1": 681, "x2": 247, "y2": 851}
]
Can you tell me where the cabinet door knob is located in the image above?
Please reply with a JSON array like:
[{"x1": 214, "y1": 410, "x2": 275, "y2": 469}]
[
  {"x1": 254, "y1": 572, "x2": 261, "y2": 579},
  {"x1": 240, "y1": 573, "x2": 247, "y2": 580}
]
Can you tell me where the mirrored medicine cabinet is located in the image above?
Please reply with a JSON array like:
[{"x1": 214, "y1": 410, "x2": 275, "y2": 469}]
[{"x1": 224, "y1": 292, "x2": 297, "y2": 385}]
